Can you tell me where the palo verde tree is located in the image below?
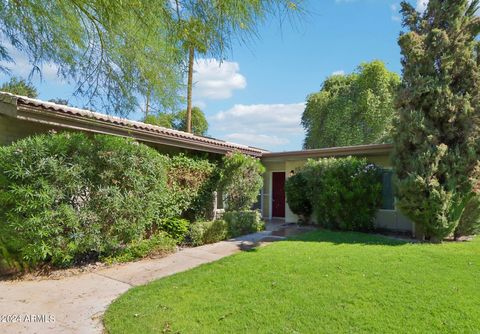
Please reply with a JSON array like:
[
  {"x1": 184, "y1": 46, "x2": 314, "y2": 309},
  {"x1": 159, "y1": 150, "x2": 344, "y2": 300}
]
[
  {"x1": 393, "y1": 0, "x2": 480, "y2": 241},
  {"x1": 302, "y1": 61, "x2": 400, "y2": 149},
  {"x1": 0, "y1": 1, "x2": 183, "y2": 115}
]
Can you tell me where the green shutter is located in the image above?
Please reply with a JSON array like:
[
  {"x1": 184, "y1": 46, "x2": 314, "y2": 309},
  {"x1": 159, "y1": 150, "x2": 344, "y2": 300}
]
[{"x1": 381, "y1": 170, "x2": 395, "y2": 210}]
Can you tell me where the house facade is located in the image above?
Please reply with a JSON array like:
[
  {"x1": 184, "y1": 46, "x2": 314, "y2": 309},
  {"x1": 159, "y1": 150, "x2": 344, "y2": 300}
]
[
  {"x1": 0, "y1": 91, "x2": 414, "y2": 235},
  {"x1": 260, "y1": 145, "x2": 414, "y2": 234}
]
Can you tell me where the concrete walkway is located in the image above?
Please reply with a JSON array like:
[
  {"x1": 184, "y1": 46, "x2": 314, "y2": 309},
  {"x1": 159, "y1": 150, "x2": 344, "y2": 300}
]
[{"x1": 0, "y1": 231, "x2": 272, "y2": 334}]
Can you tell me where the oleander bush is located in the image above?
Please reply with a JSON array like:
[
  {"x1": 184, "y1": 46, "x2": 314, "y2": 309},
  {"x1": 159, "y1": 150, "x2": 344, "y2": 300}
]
[
  {"x1": 302, "y1": 157, "x2": 382, "y2": 231},
  {"x1": 219, "y1": 152, "x2": 265, "y2": 211},
  {"x1": 188, "y1": 220, "x2": 229, "y2": 246},
  {"x1": 285, "y1": 172, "x2": 313, "y2": 224},
  {"x1": 223, "y1": 210, "x2": 264, "y2": 237},
  {"x1": 0, "y1": 132, "x2": 218, "y2": 271}
]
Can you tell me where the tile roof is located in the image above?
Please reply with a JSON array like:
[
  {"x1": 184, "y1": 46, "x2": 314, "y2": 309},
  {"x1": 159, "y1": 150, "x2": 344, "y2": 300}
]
[{"x1": 0, "y1": 91, "x2": 267, "y2": 156}]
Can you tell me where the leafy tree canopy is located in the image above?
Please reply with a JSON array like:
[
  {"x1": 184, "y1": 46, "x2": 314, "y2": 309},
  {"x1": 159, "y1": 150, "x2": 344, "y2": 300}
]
[
  {"x1": 393, "y1": 0, "x2": 480, "y2": 241},
  {"x1": 0, "y1": 77, "x2": 38, "y2": 98},
  {"x1": 0, "y1": 1, "x2": 182, "y2": 116},
  {"x1": 144, "y1": 106, "x2": 208, "y2": 136},
  {"x1": 302, "y1": 60, "x2": 400, "y2": 149},
  {"x1": 0, "y1": 1, "x2": 303, "y2": 117}
]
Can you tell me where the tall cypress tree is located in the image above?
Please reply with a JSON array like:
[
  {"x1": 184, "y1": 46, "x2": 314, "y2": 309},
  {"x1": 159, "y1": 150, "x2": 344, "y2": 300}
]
[{"x1": 393, "y1": 0, "x2": 480, "y2": 241}]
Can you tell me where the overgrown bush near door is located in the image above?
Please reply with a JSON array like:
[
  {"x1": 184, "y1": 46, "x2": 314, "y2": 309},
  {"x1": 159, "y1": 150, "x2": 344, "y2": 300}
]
[
  {"x1": 285, "y1": 172, "x2": 313, "y2": 223},
  {"x1": 219, "y1": 152, "x2": 265, "y2": 211},
  {"x1": 217, "y1": 152, "x2": 266, "y2": 237},
  {"x1": 300, "y1": 157, "x2": 382, "y2": 231}
]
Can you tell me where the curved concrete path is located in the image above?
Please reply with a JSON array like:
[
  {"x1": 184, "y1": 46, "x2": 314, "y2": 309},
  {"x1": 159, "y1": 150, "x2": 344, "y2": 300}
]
[{"x1": 0, "y1": 231, "x2": 272, "y2": 334}]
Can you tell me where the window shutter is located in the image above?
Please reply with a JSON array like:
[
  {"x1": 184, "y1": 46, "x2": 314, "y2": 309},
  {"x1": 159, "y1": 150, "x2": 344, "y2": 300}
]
[{"x1": 381, "y1": 169, "x2": 395, "y2": 210}]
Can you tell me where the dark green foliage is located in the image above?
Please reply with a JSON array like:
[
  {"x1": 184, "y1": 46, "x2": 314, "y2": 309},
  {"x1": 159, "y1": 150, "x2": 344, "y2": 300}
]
[
  {"x1": 176, "y1": 107, "x2": 209, "y2": 135},
  {"x1": 166, "y1": 154, "x2": 219, "y2": 221},
  {"x1": 144, "y1": 113, "x2": 176, "y2": 128},
  {"x1": 455, "y1": 196, "x2": 480, "y2": 239},
  {"x1": 188, "y1": 220, "x2": 229, "y2": 246},
  {"x1": 302, "y1": 157, "x2": 382, "y2": 231},
  {"x1": 393, "y1": 0, "x2": 480, "y2": 240},
  {"x1": 223, "y1": 210, "x2": 264, "y2": 237},
  {"x1": 101, "y1": 232, "x2": 177, "y2": 264},
  {"x1": 219, "y1": 152, "x2": 265, "y2": 211},
  {"x1": 0, "y1": 132, "x2": 218, "y2": 270},
  {"x1": 158, "y1": 218, "x2": 190, "y2": 242},
  {"x1": 144, "y1": 107, "x2": 209, "y2": 136},
  {"x1": 0, "y1": 77, "x2": 38, "y2": 98},
  {"x1": 285, "y1": 172, "x2": 312, "y2": 223},
  {"x1": 302, "y1": 61, "x2": 400, "y2": 149}
]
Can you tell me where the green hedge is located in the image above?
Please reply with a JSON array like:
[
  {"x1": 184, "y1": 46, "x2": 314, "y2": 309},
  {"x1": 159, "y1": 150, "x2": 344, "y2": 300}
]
[
  {"x1": 296, "y1": 157, "x2": 382, "y2": 231},
  {"x1": 0, "y1": 132, "x2": 216, "y2": 271},
  {"x1": 223, "y1": 210, "x2": 264, "y2": 237}
]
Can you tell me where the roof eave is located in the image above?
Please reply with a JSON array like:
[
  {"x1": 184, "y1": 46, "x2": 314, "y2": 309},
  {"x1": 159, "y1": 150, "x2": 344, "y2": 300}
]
[
  {"x1": 261, "y1": 143, "x2": 393, "y2": 161},
  {"x1": 13, "y1": 104, "x2": 264, "y2": 157}
]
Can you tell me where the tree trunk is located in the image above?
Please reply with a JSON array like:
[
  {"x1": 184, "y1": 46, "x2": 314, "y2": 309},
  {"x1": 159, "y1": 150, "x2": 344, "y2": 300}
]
[
  {"x1": 186, "y1": 46, "x2": 195, "y2": 133},
  {"x1": 145, "y1": 91, "x2": 150, "y2": 117}
]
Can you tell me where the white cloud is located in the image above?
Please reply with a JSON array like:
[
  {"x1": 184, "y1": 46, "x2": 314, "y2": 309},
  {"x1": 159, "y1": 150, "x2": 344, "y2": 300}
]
[
  {"x1": 210, "y1": 102, "x2": 305, "y2": 148},
  {"x1": 193, "y1": 58, "x2": 246, "y2": 101},
  {"x1": 416, "y1": 0, "x2": 428, "y2": 12},
  {"x1": 332, "y1": 70, "x2": 345, "y2": 76}
]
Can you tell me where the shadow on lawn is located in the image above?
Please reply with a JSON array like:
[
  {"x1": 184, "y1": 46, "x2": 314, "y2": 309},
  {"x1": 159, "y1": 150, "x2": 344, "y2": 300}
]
[{"x1": 285, "y1": 229, "x2": 411, "y2": 247}]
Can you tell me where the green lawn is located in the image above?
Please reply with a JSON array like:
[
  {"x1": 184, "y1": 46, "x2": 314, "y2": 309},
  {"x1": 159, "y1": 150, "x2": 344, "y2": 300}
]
[{"x1": 104, "y1": 230, "x2": 480, "y2": 333}]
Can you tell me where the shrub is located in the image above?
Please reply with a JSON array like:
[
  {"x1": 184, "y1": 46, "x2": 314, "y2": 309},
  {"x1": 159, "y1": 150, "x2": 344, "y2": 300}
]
[
  {"x1": 188, "y1": 220, "x2": 229, "y2": 246},
  {"x1": 223, "y1": 210, "x2": 264, "y2": 237},
  {"x1": 285, "y1": 172, "x2": 313, "y2": 223},
  {"x1": 454, "y1": 196, "x2": 480, "y2": 239},
  {"x1": 158, "y1": 218, "x2": 190, "y2": 242},
  {"x1": 219, "y1": 152, "x2": 265, "y2": 211},
  {"x1": 392, "y1": 2, "x2": 480, "y2": 241},
  {"x1": 303, "y1": 157, "x2": 382, "y2": 231},
  {"x1": 0, "y1": 132, "x2": 217, "y2": 270},
  {"x1": 101, "y1": 232, "x2": 176, "y2": 264},
  {"x1": 166, "y1": 154, "x2": 219, "y2": 221}
]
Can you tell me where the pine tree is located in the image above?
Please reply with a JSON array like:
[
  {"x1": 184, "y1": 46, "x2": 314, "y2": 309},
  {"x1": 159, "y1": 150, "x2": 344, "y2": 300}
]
[{"x1": 393, "y1": 0, "x2": 480, "y2": 241}]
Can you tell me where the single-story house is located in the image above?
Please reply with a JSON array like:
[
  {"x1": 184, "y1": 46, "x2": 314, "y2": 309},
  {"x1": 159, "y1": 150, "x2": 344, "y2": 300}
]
[
  {"x1": 0, "y1": 92, "x2": 413, "y2": 235},
  {"x1": 261, "y1": 146, "x2": 413, "y2": 234}
]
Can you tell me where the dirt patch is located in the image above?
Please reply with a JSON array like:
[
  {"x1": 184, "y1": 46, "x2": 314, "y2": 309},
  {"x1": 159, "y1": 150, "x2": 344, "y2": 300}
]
[{"x1": 1, "y1": 247, "x2": 182, "y2": 282}]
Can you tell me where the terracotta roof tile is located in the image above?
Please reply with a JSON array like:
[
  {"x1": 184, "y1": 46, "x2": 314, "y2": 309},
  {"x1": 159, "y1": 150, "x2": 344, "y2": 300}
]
[{"x1": 0, "y1": 91, "x2": 267, "y2": 156}]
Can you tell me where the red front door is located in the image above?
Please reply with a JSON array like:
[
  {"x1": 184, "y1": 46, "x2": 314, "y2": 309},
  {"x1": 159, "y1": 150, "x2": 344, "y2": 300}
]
[{"x1": 272, "y1": 172, "x2": 286, "y2": 218}]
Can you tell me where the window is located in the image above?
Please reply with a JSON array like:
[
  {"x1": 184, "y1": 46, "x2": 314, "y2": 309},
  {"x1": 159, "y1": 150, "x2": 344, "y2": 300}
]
[{"x1": 381, "y1": 169, "x2": 395, "y2": 210}]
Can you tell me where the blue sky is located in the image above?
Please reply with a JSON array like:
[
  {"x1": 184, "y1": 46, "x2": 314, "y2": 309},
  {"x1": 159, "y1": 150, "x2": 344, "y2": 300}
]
[{"x1": 0, "y1": 0, "x2": 426, "y2": 152}]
